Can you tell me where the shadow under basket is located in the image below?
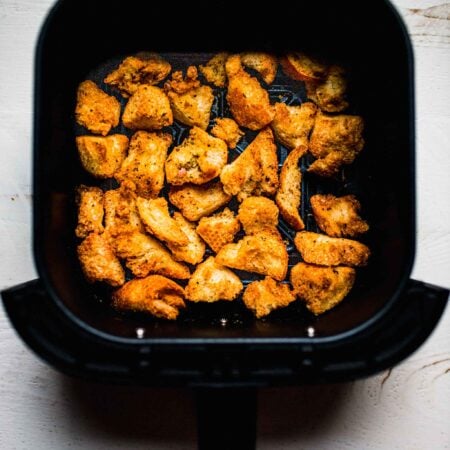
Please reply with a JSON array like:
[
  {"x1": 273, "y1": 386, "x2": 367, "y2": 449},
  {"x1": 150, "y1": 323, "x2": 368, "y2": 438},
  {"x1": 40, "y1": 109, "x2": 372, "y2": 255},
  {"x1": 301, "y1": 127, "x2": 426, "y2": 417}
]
[{"x1": 2, "y1": 1, "x2": 448, "y2": 449}]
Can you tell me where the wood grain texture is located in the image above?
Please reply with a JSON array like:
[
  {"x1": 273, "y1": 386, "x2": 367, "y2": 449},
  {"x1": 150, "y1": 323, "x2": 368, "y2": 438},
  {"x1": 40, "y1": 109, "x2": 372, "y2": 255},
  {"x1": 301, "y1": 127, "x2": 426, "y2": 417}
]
[{"x1": 0, "y1": 0, "x2": 449, "y2": 449}]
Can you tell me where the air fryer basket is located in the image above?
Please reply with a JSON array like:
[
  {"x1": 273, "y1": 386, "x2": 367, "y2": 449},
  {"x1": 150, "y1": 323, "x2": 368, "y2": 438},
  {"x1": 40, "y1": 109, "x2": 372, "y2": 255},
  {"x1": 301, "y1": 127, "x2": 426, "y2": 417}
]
[{"x1": 1, "y1": 1, "x2": 449, "y2": 448}]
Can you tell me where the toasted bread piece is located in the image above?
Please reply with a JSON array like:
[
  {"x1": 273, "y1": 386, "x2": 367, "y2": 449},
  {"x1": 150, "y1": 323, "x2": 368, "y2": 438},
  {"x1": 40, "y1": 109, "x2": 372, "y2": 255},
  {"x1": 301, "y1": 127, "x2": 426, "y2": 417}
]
[
  {"x1": 185, "y1": 256, "x2": 243, "y2": 302},
  {"x1": 164, "y1": 66, "x2": 214, "y2": 130},
  {"x1": 275, "y1": 145, "x2": 308, "y2": 231},
  {"x1": 199, "y1": 52, "x2": 229, "y2": 88},
  {"x1": 112, "y1": 275, "x2": 185, "y2": 320},
  {"x1": 196, "y1": 208, "x2": 240, "y2": 253},
  {"x1": 290, "y1": 262, "x2": 355, "y2": 315},
  {"x1": 104, "y1": 53, "x2": 171, "y2": 97},
  {"x1": 165, "y1": 127, "x2": 227, "y2": 185},
  {"x1": 216, "y1": 231, "x2": 288, "y2": 281},
  {"x1": 75, "y1": 185, "x2": 104, "y2": 239},
  {"x1": 237, "y1": 196, "x2": 279, "y2": 235},
  {"x1": 169, "y1": 182, "x2": 232, "y2": 222},
  {"x1": 104, "y1": 181, "x2": 143, "y2": 235},
  {"x1": 75, "y1": 80, "x2": 121, "y2": 136},
  {"x1": 112, "y1": 230, "x2": 190, "y2": 279},
  {"x1": 271, "y1": 102, "x2": 317, "y2": 150},
  {"x1": 136, "y1": 197, "x2": 188, "y2": 248},
  {"x1": 241, "y1": 52, "x2": 278, "y2": 84},
  {"x1": 243, "y1": 277, "x2": 295, "y2": 318},
  {"x1": 168, "y1": 213, "x2": 206, "y2": 265},
  {"x1": 122, "y1": 85, "x2": 173, "y2": 130},
  {"x1": 294, "y1": 231, "x2": 370, "y2": 267},
  {"x1": 76, "y1": 134, "x2": 129, "y2": 179},
  {"x1": 310, "y1": 194, "x2": 369, "y2": 238},
  {"x1": 220, "y1": 127, "x2": 278, "y2": 201},
  {"x1": 308, "y1": 111, "x2": 364, "y2": 177},
  {"x1": 305, "y1": 65, "x2": 348, "y2": 113},
  {"x1": 211, "y1": 118, "x2": 244, "y2": 149},
  {"x1": 226, "y1": 55, "x2": 275, "y2": 130},
  {"x1": 77, "y1": 232, "x2": 125, "y2": 286},
  {"x1": 280, "y1": 53, "x2": 328, "y2": 82},
  {"x1": 115, "y1": 131, "x2": 171, "y2": 199}
]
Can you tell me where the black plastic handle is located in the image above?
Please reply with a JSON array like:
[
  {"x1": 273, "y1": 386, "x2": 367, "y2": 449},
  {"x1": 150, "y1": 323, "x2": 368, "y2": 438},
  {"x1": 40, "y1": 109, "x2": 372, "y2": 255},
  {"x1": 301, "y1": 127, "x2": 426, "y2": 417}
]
[{"x1": 196, "y1": 387, "x2": 257, "y2": 450}]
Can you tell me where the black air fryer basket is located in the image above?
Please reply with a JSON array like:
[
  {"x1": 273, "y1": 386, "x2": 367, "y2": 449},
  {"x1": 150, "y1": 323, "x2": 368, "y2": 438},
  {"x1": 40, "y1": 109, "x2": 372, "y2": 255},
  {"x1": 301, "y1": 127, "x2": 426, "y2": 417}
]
[{"x1": 2, "y1": 0, "x2": 449, "y2": 448}]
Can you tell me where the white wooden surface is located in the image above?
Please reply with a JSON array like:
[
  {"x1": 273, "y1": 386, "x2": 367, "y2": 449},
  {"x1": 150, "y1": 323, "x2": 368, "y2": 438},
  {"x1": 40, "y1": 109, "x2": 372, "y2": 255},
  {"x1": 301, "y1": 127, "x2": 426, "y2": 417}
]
[{"x1": 0, "y1": 1, "x2": 449, "y2": 448}]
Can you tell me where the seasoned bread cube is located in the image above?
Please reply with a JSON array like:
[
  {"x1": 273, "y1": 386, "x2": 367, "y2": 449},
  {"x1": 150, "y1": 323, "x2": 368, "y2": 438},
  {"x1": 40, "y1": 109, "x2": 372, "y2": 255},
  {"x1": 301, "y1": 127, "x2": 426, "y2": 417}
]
[
  {"x1": 243, "y1": 277, "x2": 295, "y2": 318},
  {"x1": 76, "y1": 134, "x2": 129, "y2": 179},
  {"x1": 271, "y1": 102, "x2": 317, "y2": 150},
  {"x1": 211, "y1": 118, "x2": 244, "y2": 149},
  {"x1": 115, "y1": 131, "x2": 172, "y2": 199},
  {"x1": 164, "y1": 66, "x2": 214, "y2": 130},
  {"x1": 104, "y1": 53, "x2": 171, "y2": 97},
  {"x1": 226, "y1": 55, "x2": 275, "y2": 130},
  {"x1": 237, "y1": 196, "x2": 279, "y2": 235},
  {"x1": 290, "y1": 262, "x2": 355, "y2": 315},
  {"x1": 310, "y1": 194, "x2": 369, "y2": 237},
  {"x1": 220, "y1": 127, "x2": 278, "y2": 201},
  {"x1": 185, "y1": 256, "x2": 243, "y2": 302},
  {"x1": 294, "y1": 231, "x2": 370, "y2": 267},
  {"x1": 275, "y1": 145, "x2": 308, "y2": 231},
  {"x1": 280, "y1": 53, "x2": 328, "y2": 82},
  {"x1": 169, "y1": 182, "x2": 232, "y2": 222},
  {"x1": 196, "y1": 208, "x2": 240, "y2": 253},
  {"x1": 112, "y1": 275, "x2": 185, "y2": 320},
  {"x1": 199, "y1": 53, "x2": 229, "y2": 88},
  {"x1": 75, "y1": 185, "x2": 104, "y2": 239},
  {"x1": 165, "y1": 127, "x2": 227, "y2": 186},
  {"x1": 112, "y1": 230, "x2": 190, "y2": 279},
  {"x1": 241, "y1": 52, "x2": 277, "y2": 84},
  {"x1": 122, "y1": 85, "x2": 173, "y2": 130},
  {"x1": 216, "y1": 231, "x2": 288, "y2": 281},
  {"x1": 77, "y1": 232, "x2": 125, "y2": 286},
  {"x1": 75, "y1": 80, "x2": 121, "y2": 136}
]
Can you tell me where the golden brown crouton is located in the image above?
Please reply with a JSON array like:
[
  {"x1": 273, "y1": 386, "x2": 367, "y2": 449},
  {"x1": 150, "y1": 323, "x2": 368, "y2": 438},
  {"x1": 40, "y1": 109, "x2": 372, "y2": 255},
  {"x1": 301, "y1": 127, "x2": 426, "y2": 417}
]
[
  {"x1": 305, "y1": 65, "x2": 348, "y2": 113},
  {"x1": 165, "y1": 127, "x2": 228, "y2": 186},
  {"x1": 294, "y1": 231, "x2": 370, "y2": 267},
  {"x1": 271, "y1": 102, "x2": 317, "y2": 150},
  {"x1": 77, "y1": 232, "x2": 125, "y2": 286},
  {"x1": 168, "y1": 213, "x2": 206, "y2": 265},
  {"x1": 122, "y1": 85, "x2": 173, "y2": 130},
  {"x1": 185, "y1": 256, "x2": 243, "y2": 302},
  {"x1": 243, "y1": 277, "x2": 295, "y2": 318},
  {"x1": 136, "y1": 197, "x2": 188, "y2": 248},
  {"x1": 104, "y1": 53, "x2": 171, "y2": 97},
  {"x1": 220, "y1": 127, "x2": 278, "y2": 201},
  {"x1": 241, "y1": 52, "x2": 278, "y2": 84},
  {"x1": 211, "y1": 118, "x2": 244, "y2": 149},
  {"x1": 75, "y1": 185, "x2": 104, "y2": 239},
  {"x1": 103, "y1": 181, "x2": 143, "y2": 235},
  {"x1": 275, "y1": 145, "x2": 308, "y2": 231},
  {"x1": 169, "y1": 182, "x2": 232, "y2": 222},
  {"x1": 199, "y1": 53, "x2": 229, "y2": 88},
  {"x1": 290, "y1": 262, "x2": 355, "y2": 315},
  {"x1": 76, "y1": 134, "x2": 129, "y2": 179},
  {"x1": 310, "y1": 194, "x2": 369, "y2": 238},
  {"x1": 112, "y1": 230, "x2": 190, "y2": 279},
  {"x1": 115, "y1": 131, "x2": 172, "y2": 199},
  {"x1": 216, "y1": 231, "x2": 288, "y2": 281},
  {"x1": 112, "y1": 275, "x2": 185, "y2": 320},
  {"x1": 226, "y1": 55, "x2": 275, "y2": 130},
  {"x1": 164, "y1": 66, "x2": 214, "y2": 130},
  {"x1": 237, "y1": 196, "x2": 279, "y2": 235},
  {"x1": 280, "y1": 53, "x2": 328, "y2": 82},
  {"x1": 75, "y1": 80, "x2": 121, "y2": 136},
  {"x1": 308, "y1": 111, "x2": 364, "y2": 177},
  {"x1": 196, "y1": 208, "x2": 240, "y2": 253}
]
